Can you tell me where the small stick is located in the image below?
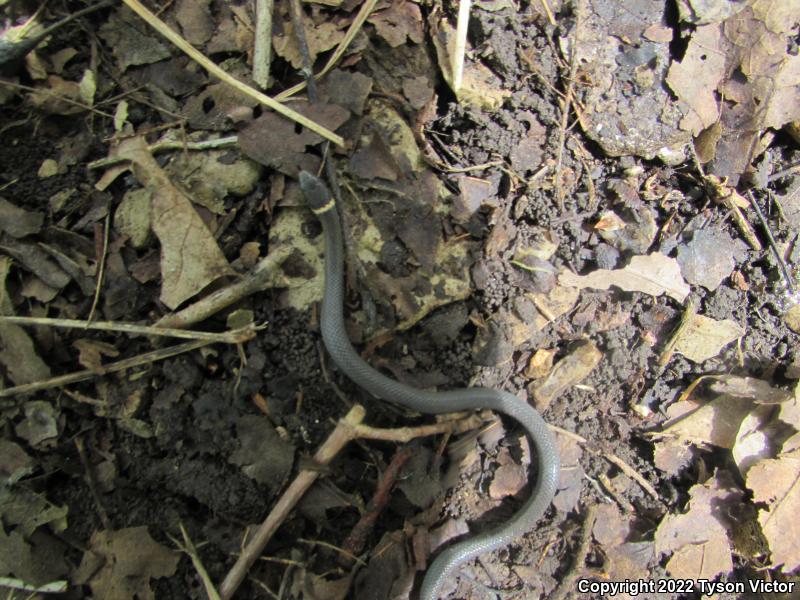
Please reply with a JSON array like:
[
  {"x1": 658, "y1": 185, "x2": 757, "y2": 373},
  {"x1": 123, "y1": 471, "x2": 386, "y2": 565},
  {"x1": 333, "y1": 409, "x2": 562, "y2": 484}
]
[
  {"x1": 550, "y1": 505, "x2": 597, "y2": 600},
  {"x1": 0, "y1": 339, "x2": 211, "y2": 402},
  {"x1": 253, "y1": 0, "x2": 274, "y2": 89},
  {"x1": 341, "y1": 447, "x2": 413, "y2": 561},
  {"x1": 748, "y1": 190, "x2": 796, "y2": 296},
  {"x1": 0, "y1": 577, "x2": 67, "y2": 594},
  {"x1": 87, "y1": 211, "x2": 110, "y2": 323},
  {"x1": 169, "y1": 523, "x2": 223, "y2": 600},
  {"x1": 87, "y1": 135, "x2": 238, "y2": 170},
  {"x1": 0, "y1": 316, "x2": 260, "y2": 344},
  {"x1": 452, "y1": 0, "x2": 471, "y2": 94},
  {"x1": 274, "y1": 0, "x2": 379, "y2": 102},
  {"x1": 218, "y1": 407, "x2": 492, "y2": 599},
  {"x1": 352, "y1": 411, "x2": 491, "y2": 442},
  {"x1": 554, "y1": 10, "x2": 580, "y2": 210},
  {"x1": 219, "y1": 405, "x2": 367, "y2": 599},
  {"x1": 120, "y1": 0, "x2": 343, "y2": 146},
  {"x1": 75, "y1": 437, "x2": 111, "y2": 530},
  {"x1": 549, "y1": 425, "x2": 662, "y2": 503},
  {"x1": 287, "y1": 0, "x2": 318, "y2": 100},
  {"x1": 154, "y1": 246, "x2": 292, "y2": 331},
  {"x1": 539, "y1": 0, "x2": 556, "y2": 26}
]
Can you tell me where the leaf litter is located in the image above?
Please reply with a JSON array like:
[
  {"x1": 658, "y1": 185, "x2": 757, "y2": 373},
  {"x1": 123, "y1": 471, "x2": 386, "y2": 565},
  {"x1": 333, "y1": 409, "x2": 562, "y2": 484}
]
[{"x1": 1, "y1": 0, "x2": 800, "y2": 597}]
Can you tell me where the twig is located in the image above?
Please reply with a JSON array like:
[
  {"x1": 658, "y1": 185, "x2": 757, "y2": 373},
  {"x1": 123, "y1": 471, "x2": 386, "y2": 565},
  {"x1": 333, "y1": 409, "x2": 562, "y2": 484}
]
[
  {"x1": 169, "y1": 523, "x2": 223, "y2": 600},
  {"x1": 341, "y1": 447, "x2": 413, "y2": 561},
  {"x1": 443, "y1": 160, "x2": 503, "y2": 173},
  {"x1": 452, "y1": 0, "x2": 471, "y2": 94},
  {"x1": 75, "y1": 437, "x2": 111, "y2": 530},
  {"x1": 153, "y1": 246, "x2": 291, "y2": 331},
  {"x1": 353, "y1": 411, "x2": 491, "y2": 442},
  {"x1": 0, "y1": 78, "x2": 114, "y2": 118},
  {"x1": 87, "y1": 211, "x2": 110, "y2": 323},
  {"x1": 549, "y1": 425, "x2": 662, "y2": 504},
  {"x1": 287, "y1": 0, "x2": 317, "y2": 100},
  {"x1": 253, "y1": 0, "x2": 274, "y2": 89},
  {"x1": 0, "y1": 578, "x2": 67, "y2": 593},
  {"x1": 274, "y1": 0, "x2": 379, "y2": 101},
  {"x1": 0, "y1": 339, "x2": 211, "y2": 402},
  {"x1": 87, "y1": 135, "x2": 238, "y2": 170},
  {"x1": 120, "y1": 0, "x2": 343, "y2": 146},
  {"x1": 748, "y1": 190, "x2": 796, "y2": 296},
  {"x1": 554, "y1": 9, "x2": 580, "y2": 210},
  {"x1": 218, "y1": 407, "x2": 491, "y2": 599},
  {"x1": 219, "y1": 405, "x2": 367, "y2": 599},
  {"x1": 0, "y1": 316, "x2": 260, "y2": 344},
  {"x1": 550, "y1": 505, "x2": 597, "y2": 600}
]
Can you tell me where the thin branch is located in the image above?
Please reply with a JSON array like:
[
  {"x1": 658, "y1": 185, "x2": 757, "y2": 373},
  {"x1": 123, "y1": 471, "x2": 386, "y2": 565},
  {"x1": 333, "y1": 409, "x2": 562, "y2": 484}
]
[
  {"x1": 154, "y1": 246, "x2": 292, "y2": 331},
  {"x1": 219, "y1": 405, "x2": 367, "y2": 599},
  {"x1": 170, "y1": 523, "x2": 223, "y2": 600},
  {"x1": 218, "y1": 406, "x2": 491, "y2": 599},
  {"x1": 748, "y1": 190, "x2": 796, "y2": 296},
  {"x1": 0, "y1": 316, "x2": 261, "y2": 344},
  {"x1": 253, "y1": 0, "x2": 274, "y2": 89},
  {"x1": 87, "y1": 135, "x2": 238, "y2": 170},
  {"x1": 549, "y1": 424, "x2": 662, "y2": 504},
  {"x1": 0, "y1": 339, "x2": 211, "y2": 403},
  {"x1": 87, "y1": 211, "x2": 110, "y2": 323},
  {"x1": 120, "y1": 0, "x2": 343, "y2": 146},
  {"x1": 274, "y1": 0, "x2": 379, "y2": 101},
  {"x1": 550, "y1": 505, "x2": 597, "y2": 600}
]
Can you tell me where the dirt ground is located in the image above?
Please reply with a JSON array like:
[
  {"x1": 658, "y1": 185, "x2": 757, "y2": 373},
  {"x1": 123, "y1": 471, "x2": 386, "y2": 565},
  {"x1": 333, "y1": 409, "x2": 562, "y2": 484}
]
[{"x1": 1, "y1": 1, "x2": 799, "y2": 599}]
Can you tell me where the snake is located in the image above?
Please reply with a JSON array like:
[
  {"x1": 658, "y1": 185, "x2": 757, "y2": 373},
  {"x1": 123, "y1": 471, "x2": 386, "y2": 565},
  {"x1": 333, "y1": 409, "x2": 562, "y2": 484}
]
[{"x1": 299, "y1": 170, "x2": 560, "y2": 600}]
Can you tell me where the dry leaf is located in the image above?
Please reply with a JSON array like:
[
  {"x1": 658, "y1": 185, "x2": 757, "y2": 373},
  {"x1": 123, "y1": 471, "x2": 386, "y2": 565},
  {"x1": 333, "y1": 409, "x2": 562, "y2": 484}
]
[
  {"x1": 559, "y1": 253, "x2": 690, "y2": 302},
  {"x1": 666, "y1": 23, "x2": 726, "y2": 134},
  {"x1": 0, "y1": 257, "x2": 51, "y2": 385},
  {"x1": 73, "y1": 338, "x2": 121, "y2": 371},
  {"x1": 116, "y1": 137, "x2": 233, "y2": 309},
  {"x1": 655, "y1": 470, "x2": 740, "y2": 580},
  {"x1": 74, "y1": 527, "x2": 180, "y2": 600},
  {"x1": 672, "y1": 313, "x2": 744, "y2": 362},
  {"x1": 746, "y1": 436, "x2": 800, "y2": 572},
  {"x1": 529, "y1": 340, "x2": 602, "y2": 411},
  {"x1": 658, "y1": 394, "x2": 753, "y2": 449}
]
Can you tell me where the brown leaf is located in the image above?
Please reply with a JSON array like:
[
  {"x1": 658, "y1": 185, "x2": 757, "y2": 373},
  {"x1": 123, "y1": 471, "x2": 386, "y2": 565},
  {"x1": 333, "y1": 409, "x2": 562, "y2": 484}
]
[
  {"x1": 654, "y1": 470, "x2": 740, "y2": 580},
  {"x1": 238, "y1": 102, "x2": 349, "y2": 176},
  {"x1": 0, "y1": 198, "x2": 43, "y2": 238},
  {"x1": 559, "y1": 253, "x2": 690, "y2": 302},
  {"x1": 0, "y1": 257, "x2": 51, "y2": 385},
  {"x1": 746, "y1": 436, "x2": 800, "y2": 572},
  {"x1": 529, "y1": 340, "x2": 602, "y2": 411},
  {"x1": 666, "y1": 23, "x2": 726, "y2": 134},
  {"x1": 368, "y1": 0, "x2": 424, "y2": 48},
  {"x1": 74, "y1": 527, "x2": 180, "y2": 600},
  {"x1": 116, "y1": 137, "x2": 234, "y2": 309}
]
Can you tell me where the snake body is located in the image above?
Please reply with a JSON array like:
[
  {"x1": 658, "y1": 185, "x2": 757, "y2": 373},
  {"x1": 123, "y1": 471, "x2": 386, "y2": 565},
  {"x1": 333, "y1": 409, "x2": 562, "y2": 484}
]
[{"x1": 299, "y1": 171, "x2": 560, "y2": 600}]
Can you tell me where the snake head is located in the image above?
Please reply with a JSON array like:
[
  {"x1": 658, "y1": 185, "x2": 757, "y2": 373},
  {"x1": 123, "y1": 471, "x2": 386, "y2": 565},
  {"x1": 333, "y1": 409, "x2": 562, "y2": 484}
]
[{"x1": 299, "y1": 171, "x2": 334, "y2": 213}]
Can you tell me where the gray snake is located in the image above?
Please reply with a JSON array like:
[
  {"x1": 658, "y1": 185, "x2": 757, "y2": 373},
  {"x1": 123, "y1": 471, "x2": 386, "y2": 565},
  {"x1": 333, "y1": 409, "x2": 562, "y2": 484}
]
[{"x1": 299, "y1": 171, "x2": 560, "y2": 600}]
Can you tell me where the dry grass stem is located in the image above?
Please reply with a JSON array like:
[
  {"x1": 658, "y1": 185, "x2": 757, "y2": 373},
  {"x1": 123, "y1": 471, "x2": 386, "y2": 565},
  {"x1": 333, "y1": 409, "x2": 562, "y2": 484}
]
[
  {"x1": 120, "y1": 0, "x2": 343, "y2": 146},
  {"x1": 0, "y1": 339, "x2": 211, "y2": 403},
  {"x1": 0, "y1": 316, "x2": 260, "y2": 344},
  {"x1": 452, "y1": 0, "x2": 471, "y2": 94}
]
